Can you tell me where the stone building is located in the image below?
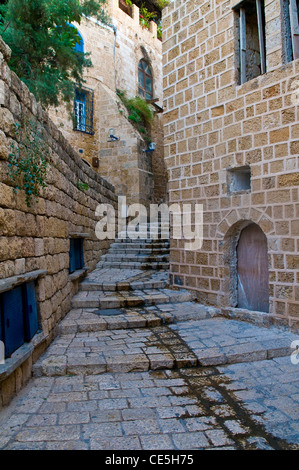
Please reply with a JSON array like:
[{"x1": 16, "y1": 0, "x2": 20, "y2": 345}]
[
  {"x1": 49, "y1": 0, "x2": 168, "y2": 206},
  {"x1": 163, "y1": 0, "x2": 299, "y2": 325}
]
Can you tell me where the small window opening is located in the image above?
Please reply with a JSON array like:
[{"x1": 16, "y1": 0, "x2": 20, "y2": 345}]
[
  {"x1": 69, "y1": 238, "x2": 84, "y2": 274},
  {"x1": 234, "y1": 0, "x2": 266, "y2": 84},
  {"x1": 227, "y1": 166, "x2": 252, "y2": 193}
]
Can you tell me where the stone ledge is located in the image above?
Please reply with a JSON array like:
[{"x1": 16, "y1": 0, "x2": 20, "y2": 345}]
[
  {"x1": 0, "y1": 331, "x2": 47, "y2": 383},
  {"x1": 220, "y1": 307, "x2": 299, "y2": 334},
  {"x1": 0, "y1": 270, "x2": 47, "y2": 295},
  {"x1": 69, "y1": 232, "x2": 90, "y2": 238},
  {"x1": 69, "y1": 266, "x2": 89, "y2": 282}
]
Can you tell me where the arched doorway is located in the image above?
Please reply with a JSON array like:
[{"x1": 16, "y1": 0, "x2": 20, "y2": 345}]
[{"x1": 237, "y1": 223, "x2": 269, "y2": 312}]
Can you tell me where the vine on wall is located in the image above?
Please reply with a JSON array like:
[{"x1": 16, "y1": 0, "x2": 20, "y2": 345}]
[{"x1": 7, "y1": 119, "x2": 50, "y2": 207}]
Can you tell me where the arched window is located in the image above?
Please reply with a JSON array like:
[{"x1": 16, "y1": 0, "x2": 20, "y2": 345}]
[
  {"x1": 67, "y1": 23, "x2": 84, "y2": 54},
  {"x1": 138, "y1": 59, "x2": 153, "y2": 100},
  {"x1": 74, "y1": 29, "x2": 84, "y2": 54}
]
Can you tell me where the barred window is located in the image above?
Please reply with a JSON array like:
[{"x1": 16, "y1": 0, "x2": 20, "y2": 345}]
[
  {"x1": 138, "y1": 59, "x2": 154, "y2": 100},
  {"x1": 73, "y1": 86, "x2": 94, "y2": 135}
]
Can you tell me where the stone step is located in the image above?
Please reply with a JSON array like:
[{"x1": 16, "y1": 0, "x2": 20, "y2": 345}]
[
  {"x1": 96, "y1": 261, "x2": 170, "y2": 270},
  {"x1": 32, "y1": 316, "x2": 297, "y2": 378},
  {"x1": 71, "y1": 289, "x2": 193, "y2": 309},
  {"x1": 58, "y1": 308, "x2": 174, "y2": 335},
  {"x1": 116, "y1": 237, "x2": 170, "y2": 243},
  {"x1": 111, "y1": 241, "x2": 170, "y2": 249},
  {"x1": 71, "y1": 288, "x2": 194, "y2": 309},
  {"x1": 108, "y1": 248, "x2": 170, "y2": 255},
  {"x1": 32, "y1": 324, "x2": 199, "y2": 377},
  {"x1": 170, "y1": 318, "x2": 297, "y2": 367},
  {"x1": 100, "y1": 254, "x2": 170, "y2": 263},
  {"x1": 79, "y1": 278, "x2": 168, "y2": 292},
  {"x1": 80, "y1": 269, "x2": 169, "y2": 292}
]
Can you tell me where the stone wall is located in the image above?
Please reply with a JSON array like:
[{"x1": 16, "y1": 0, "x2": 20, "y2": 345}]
[
  {"x1": 0, "y1": 37, "x2": 118, "y2": 406},
  {"x1": 49, "y1": 0, "x2": 168, "y2": 206},
  {"x1": 163, "y1": 0, "x2": 299, "y2": 326}
]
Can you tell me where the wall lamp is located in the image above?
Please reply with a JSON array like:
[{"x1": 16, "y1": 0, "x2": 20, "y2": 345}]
[
  {"x1": 143, "y1": 142, "x2": 156, "y2": 153},
  {"x1": 108, "y1": 128, "x2": 120, "y2": 141}
]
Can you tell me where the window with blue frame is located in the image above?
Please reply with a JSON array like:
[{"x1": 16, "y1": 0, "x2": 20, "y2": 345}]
[
  {"x1": 0, "y1": 282, "x2": 39, "y2": 358},
  {"x1": 69, "y1": 238, "x2": 85, "y2": 274},
  {"x1": 74, "y1": 29, "x2": 84, "y2": 54},
  {"x1": 74, "y1": 86, "x2": 94, "y2": 135},
  {"x1": 67, "y1": 23, "x2": 84, "y2": 54}
]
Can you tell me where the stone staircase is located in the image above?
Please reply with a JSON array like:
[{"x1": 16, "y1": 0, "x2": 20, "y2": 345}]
[
  {"x1": 33, "y1": 228, "x2": 200, "y2": 377},
  {"x1": 96, "y1": 224, "x2": 170, "y2": 270},
  {"x1": 32, "y1": 229, "x2": 297, "y2": 379}
]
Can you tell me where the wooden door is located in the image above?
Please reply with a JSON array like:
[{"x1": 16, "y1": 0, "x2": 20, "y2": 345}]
[{"x1": 237, "y1": 223, "x2": 269, "y2": 313}]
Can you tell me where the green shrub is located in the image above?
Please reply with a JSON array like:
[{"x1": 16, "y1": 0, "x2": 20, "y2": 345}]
[
  {"x1": 117, "y1": 90, "x2": 154, "y2": 137},
  {"x1": 7, "y1": 119, "x2": 50, "y2": 207}
]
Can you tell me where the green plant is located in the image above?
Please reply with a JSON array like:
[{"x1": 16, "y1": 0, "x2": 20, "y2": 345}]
[
  {"x1": 77, "y1": 180, "x2": 90, "y2": 191},
  {"x1": 117, "y1": 89, "x2": 154, "y2": 142},
  {"x1": 7, "y1": 119, "x2": 50, "y2": 207},
  {"x1": 139, "y1": 3, "x2": 157, "y2": 29},
  {"x1": 157, "y1": 19, "x2": 162, "y2": 39},
  {"x1": 153, "y1": 0, "x2": 170, "y2": 9},
  {"x1": 117, "y1": 89, "x2": 154, "y2": 126}
]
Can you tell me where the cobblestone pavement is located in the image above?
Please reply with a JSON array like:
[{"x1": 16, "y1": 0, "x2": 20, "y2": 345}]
[
  {"x1": 0, "y1": 357, "x2": 299, "y2": 450},
  {"x1": 1, "y1": 266, "x2": 299, "y2": 450}
]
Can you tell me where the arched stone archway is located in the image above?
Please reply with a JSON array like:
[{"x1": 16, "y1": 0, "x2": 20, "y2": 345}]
[{"x1": 216, "y1": 209, "x2": 273, "y2": 311}]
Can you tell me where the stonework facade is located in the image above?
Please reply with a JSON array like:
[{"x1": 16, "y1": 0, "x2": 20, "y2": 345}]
[
  {"x1": 0, "y1": 37, "x2": 117, "y2": 406},
  {"x1": 49, "y1": 0, "x2": 168, "y2": 206},
  {"x1": 163, "y1": 0, "x2": 299, "y2": 324}
]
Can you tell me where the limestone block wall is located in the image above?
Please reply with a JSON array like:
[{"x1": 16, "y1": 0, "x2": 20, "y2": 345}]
[
  {"x1": 163, "y1": 0, "x2": 299, "y2": 325},
  {"x1": 49, "y1": 0, "x2": 167, "y2": 205},
  {"x1": 0, "y1": 38, "x2": 118, "y2": 405}
]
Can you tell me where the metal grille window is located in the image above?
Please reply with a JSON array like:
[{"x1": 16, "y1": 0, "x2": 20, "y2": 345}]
[
  {"x1": 233, "y1": 0, "x2": 266, "y2": 84},
  {"x1": 282, "y1": 0, "x2": 299, "y2": 62},
  {"x1": 74, "y1": 87, "x2": 94, "y2": 135},
  {"x1": 138, "y1": 59, "x2": 154, "y2": 100}
]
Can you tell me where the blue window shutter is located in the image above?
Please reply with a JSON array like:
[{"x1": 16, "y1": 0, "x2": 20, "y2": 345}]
[
  {"x1": 67, "y1": 23, "x2": 84, "y2": 54},
  {"x1": 75, "y1": 35, "x2": 84, "y2": 53},
  {"x1": 80, "y1": 240, "x2": 84, "y2": 269},
  {"x1": 0, "y1": 300, "x2": 3, "y2": 344},
  {"x1": 2, "y1": 286, "x2": 24, "y2": 357},
  {"x1": 69, "y1": 239, "x2": 76, "y2": 273},
  {"x1": 24, "y1": 282, "x2": 38, "y2": 341}
]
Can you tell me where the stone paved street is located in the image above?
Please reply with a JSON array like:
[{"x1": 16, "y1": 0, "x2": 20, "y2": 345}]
[
  {"x1": 0, "y1": 357, "x2": 299, "y2": 450},
  {"x1": 1, "y1": 265, "x2": 299, "y2": 450}
]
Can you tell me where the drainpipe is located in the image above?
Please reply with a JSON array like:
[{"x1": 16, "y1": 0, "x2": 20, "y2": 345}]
[{"x1": 110, "y1": 24, "x2": 118, "y2": 92}]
